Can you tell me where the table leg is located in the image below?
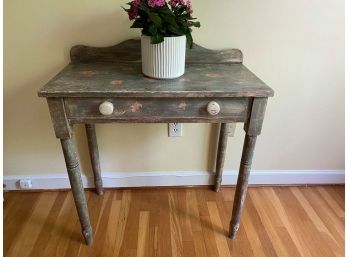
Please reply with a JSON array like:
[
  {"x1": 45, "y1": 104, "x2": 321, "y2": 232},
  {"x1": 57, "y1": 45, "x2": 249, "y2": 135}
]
[
  {"x1": 229, "y1": 134, "x2": 257, "y2": 239},
  {"x1": 85, "y1": 124, "x2": 103, "y2": 195},
  {"x1": 214, "y1": 123, "x2": 228, "y2": 192},
  {"x1": 60, "y1": 138, "x2": 93, "y2": 245}
]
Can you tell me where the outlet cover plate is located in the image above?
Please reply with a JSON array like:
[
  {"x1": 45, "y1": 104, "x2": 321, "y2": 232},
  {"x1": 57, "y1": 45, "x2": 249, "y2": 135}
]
[
  {"x1": 168, "y1": 123, "x2": 183, "y2": 137},
  {"x1": 19, "y1": 179, "x2": 33, "y2": 189}
]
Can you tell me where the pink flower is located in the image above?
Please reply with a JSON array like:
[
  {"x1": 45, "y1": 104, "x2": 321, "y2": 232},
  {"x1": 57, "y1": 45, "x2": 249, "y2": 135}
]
[
  {"x1": 148, "y1": 0, "x2": 165, "y2": 8},
  {"x1": 128, "y1": 0, "x2": 141, "y2": 20},
  {"x1": 186, "y1": 2, "x2": 192, "y2": 13},
  {"x1": 168, "y1": 0, "x2": 193, "y2": 13},
  {"x1": 168, "y1": 0, "x2": 179, "y2": 7},
  {"x1": 128, "y1": 8, "x2": 138, "y2": 20}
]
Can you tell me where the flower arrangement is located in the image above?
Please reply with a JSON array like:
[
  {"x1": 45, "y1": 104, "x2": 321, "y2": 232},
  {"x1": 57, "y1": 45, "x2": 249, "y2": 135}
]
[{"x1": 123, "y1": 0, "x2": 200, "y2": 48}]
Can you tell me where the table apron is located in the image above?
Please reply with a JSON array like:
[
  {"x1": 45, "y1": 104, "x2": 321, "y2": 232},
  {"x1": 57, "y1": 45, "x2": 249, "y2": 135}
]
[{"x1": 64, "y1": 97, "x2": 250, "y2": 124}]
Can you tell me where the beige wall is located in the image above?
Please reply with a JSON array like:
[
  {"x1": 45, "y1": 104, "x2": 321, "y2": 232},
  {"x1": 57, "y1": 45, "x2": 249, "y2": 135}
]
[{"x1": 4, "y1": 0, "x2": 344, "y2": 176}]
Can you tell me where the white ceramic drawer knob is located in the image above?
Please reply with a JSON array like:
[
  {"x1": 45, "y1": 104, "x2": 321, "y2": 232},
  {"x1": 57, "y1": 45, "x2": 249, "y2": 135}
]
[
  {"x1": 207, "y1": 101, "x2": 220, "y2": 115},
  {"x1": 99, "y1": 101, "x2": 114, "y2": 116}
]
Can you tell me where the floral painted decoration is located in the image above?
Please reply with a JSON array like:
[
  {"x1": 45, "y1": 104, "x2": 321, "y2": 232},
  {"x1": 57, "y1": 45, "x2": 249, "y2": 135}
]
[{"x1": 123, "y1": 0, "x2": 200, "y2": 48}]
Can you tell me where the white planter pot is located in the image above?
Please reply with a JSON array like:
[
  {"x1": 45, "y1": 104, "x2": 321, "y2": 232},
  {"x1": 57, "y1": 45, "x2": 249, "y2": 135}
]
[{"x1": 141, "y1": 35, "x2": 186, "y2": 79}]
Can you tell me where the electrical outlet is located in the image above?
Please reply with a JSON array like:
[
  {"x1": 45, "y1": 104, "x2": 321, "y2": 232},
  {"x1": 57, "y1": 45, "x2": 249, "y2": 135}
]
[
  {"x1": 168, "y1": 123, "x2": 183, "y2": 137},
  {"x1": 19, "y1": 179, "x2": 32, "y2": 189},
  {"x1": 228, "y1": 123, "x2": 236, "y2": 137}
]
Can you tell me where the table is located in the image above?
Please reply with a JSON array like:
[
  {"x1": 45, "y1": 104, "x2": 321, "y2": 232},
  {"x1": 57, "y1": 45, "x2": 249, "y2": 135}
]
[{"x1": 38, "y1": 39, "x2": 274, "y2": 245}]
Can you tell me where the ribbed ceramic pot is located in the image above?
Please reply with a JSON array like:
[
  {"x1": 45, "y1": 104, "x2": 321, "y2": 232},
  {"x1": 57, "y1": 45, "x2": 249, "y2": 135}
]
[{"x1": 141, "y1": 35, "x2": 186, "y2": 79}]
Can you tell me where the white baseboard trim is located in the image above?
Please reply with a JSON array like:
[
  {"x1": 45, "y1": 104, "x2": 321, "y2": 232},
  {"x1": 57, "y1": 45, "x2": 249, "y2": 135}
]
[{"x1": 3, "y1": 170, "x2": 344, "y2": 190}]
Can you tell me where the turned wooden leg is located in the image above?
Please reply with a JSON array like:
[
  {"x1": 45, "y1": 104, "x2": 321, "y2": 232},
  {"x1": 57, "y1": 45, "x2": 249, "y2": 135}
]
[
  {"x1": 60, "y1": 138, "x2": 93, "y2": 245},
  {"x1": 85, "y1": 124, "x2": 103, "y2": 195},
  {"x1": 229, "y1": 134, "x2": 257, "y2": 239},
  {"x1": 214, "y1": 123, "x2": 228, "y2": 192}
]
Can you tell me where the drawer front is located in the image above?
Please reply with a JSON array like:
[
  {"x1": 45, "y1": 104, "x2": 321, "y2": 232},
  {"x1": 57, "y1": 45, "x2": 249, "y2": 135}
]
[{"x1": 64, "y1": 97, "x2": 249, "y2": 123}]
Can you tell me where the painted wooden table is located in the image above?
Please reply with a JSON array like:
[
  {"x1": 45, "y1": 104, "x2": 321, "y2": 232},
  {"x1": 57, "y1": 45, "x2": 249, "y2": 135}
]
[{"x1": 38, "y1": 39, "x2": 274, "y2": 245}]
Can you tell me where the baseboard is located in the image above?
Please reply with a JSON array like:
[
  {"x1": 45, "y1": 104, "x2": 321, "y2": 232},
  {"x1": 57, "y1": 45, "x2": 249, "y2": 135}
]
[{"x1": 3, "y1": 170, "x2": 344, "y2": 190}]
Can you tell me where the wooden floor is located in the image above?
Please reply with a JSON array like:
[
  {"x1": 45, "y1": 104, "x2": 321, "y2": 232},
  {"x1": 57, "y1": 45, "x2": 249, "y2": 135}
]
[{"x1": 4, "y1": 186, "x2": 344, "y2": 257}]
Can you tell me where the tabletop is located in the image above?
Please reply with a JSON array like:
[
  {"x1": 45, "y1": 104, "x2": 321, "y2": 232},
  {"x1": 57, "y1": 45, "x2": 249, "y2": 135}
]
[{"x1": 38, "y1": 39, "x2": 274, "y2": 99}]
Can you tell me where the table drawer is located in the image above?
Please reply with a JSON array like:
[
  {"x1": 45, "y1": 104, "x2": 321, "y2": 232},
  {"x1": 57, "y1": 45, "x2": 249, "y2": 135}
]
[{"x1": 64, "y1": 97, "x2": 249, "y2": 123}]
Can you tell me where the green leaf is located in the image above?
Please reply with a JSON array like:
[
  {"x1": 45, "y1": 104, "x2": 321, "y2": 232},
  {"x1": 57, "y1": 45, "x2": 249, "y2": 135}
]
[
  {"x1": 168, "y1": 25, "x2": 184, "y2": 35},
  {"x1": 176, "y1": 5, "x2": 186, "y2": 14},
  {"x1": 156, "y1": 5, "x2": 174, "y2": 15},
  {"x1": 149, "y1": 12, "x2": 162, "y2": 28},
  {"x1": 138, "y1": 2, "x2": 150, "y2": 14},
  {"x1": 141, "y1": 28, "x2": 151, "y2": 36},
  {"x1": 148, "y1": 24, "x2": 157, "y2": 35},
  {"x1": 178, "y1": 13, "x2": 191, "y2": 19},
  {"x1": 160, "y1": 14, "x2": 179, "y2": 27},
  {"x1": 186, "y1": 33, "x2": 193, "y2": 49},
  {"x1": 130, "y1": 18, "x2": 146, "y2": 28},
  {"x1": 190, "y1": 21, "x2": 201, "y2": 28},
  {"x1": 151, "y1": 34, "x2": 164, "y2": 44}
]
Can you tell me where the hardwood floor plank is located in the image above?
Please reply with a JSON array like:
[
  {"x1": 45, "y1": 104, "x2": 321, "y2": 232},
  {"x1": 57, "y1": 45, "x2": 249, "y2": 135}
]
[
  {"x1": 4, "y1": 192, "x2": 19, "y2": 220},
  {"x1": 125, "y1": 249, "x2": 137, "y2": 257},
  {"x1": 245, "y1": 194, "x2": 278, "y2": 257},
  {"x1": 330, "y1": 185, "x2": 345, "y2": 202},
  {"x1": 77, "y1": 190, "x2": 106, "y2": 257},
  {"x1": 301, "y1": 187, "x2": 344, "y2": 238},
  {"x1": 183, "y1": 240, "x2": 196, "y2": 257},
  {"x1": 263, "y1": 188, "x2": 312, "y2": 257},
  {"x1": 43, "y1": 192, "x2": 81, "y2": 257},
  {"x1": 28, "y1": 192, "x2": 68, "y2": 257},
  {"x1": 299, "y1": 187, "x2": 344, "y2": 256},
  {"x1": 199, "y1": 215, "x2": 220, "y2": 257},
  {"x1": 192, "y1": 231, "x2": 208, "y2": 257},
  {"x1": 158, "y1": 189, "x2": 172, "y2": 257},
  {"x1": 215, "y1": 189, "x2": 254, "y2": 257},
  {"x1": 100, "y1": 192, "x2": 122, "y2": 257},
  {"x1": 112, "y1": 190, "x2": 132, "y2": 257},
  {"x1": 249, "y1": 189, "x2": 297, "y2": 257},
  {"x1": 207, "y1": 201, "x2": 231, "y2": 257},
  {"x1": 4, "y1": 186, "x2": 344, "y2": 257},
  {"x1": 221, "y1": 187, "x2": 234, "y2": 202},
  {"x1": 187, "y1": 189, "x2": 202, "y2": 232},
  {"x1": 195, "y1": 189, "x2": 209, "y2": 217},
  {"x1": 64, "y1": 191, "x2": 92, "y2": 257},
  {"x1": 242, "y1": 201, "x2": 267, "y2": 257},
  {"x1": 275, "y1": 187, "x2": 338, "y2": 257},
  {"x1": 4, "y1": 192, "x2": 40, "y2": 255},
  {"x1": 136, "y1": 211, "x2": 150, "y2": 257},
  {"x1": 147, "y1": 190, "x2": 160, "y2": 257},
  {"x1": 316, "y1": 187, "x2": 345, "y2": 218},
  {"x1": 178, "y1": 189, "x2": 193, "y2": 242},
  {"x1": 65, "y1": 220, "x2": 84, "y2": 257},
  {"x1": 169, "y1": 190, "x2": 185, "y2": 257},
  {"x1": 253, "y1": 188, "x2": 302, "y2": 257},
  {"x1": 91, "y1": 191, "x2": 114, "y2": 256},
  {"x1": 7, "y1": 192, "x2": 58, "y2": 257},
  {"x1": 196, "y1": 188, "x2": 221, "y2": 257},
  {"x1": 291, "y1": 187, "x2": 340, "y2": 247}
]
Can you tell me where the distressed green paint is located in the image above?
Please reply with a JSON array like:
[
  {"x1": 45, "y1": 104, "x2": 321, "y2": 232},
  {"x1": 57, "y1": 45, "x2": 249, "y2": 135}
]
[
  {"x1": 214, "y1": 123, "x2": 228, "y2": 192},
  {"x1": 229, "y1": 134, "x2": 257, "y2": 239},
  {"x1": 64, "y1": 97, "x2": 249, "y2": 123},
  {"x1": 38, "y1": 63, "x2": 273, "y2": 98},
  {"x1": 85, "y1": 124, "x2": 103, "y2": 196},
  {"x1": 60, "y1": 137, "x2": 93, "y2": 245},
  {"x1": 69, "y1": 39, "x2": 242, "y2": 64},
  {"x1": 38, "y1": 39, "x2": 274, "y2": 244}
]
